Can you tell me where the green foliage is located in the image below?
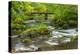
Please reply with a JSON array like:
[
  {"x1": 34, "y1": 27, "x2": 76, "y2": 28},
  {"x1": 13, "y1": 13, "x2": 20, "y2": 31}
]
[
  {"x1": 10, "y1": 1, "x2": 77, "y2": 35},
  {"x1": 51, "y1": 5, "x2": 78, "y2": 29},
  {"x1": 22, "y1": 23, "x2": 49, "y2": 38},
  {"x1": 10, "y1": 2, "x2": 78, "y2": 52}
]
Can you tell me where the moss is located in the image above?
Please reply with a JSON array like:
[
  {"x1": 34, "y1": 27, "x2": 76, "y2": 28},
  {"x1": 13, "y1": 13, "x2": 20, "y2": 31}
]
[
  {"x1": 21, "y1": 38, "x2": 32, "y2": 45},
  {"x1": 21, "y1": 23, "x2": 50, "y2": 39}
]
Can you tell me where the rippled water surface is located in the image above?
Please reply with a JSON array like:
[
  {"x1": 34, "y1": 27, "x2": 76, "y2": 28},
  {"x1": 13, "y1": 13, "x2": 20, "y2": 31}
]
[{"x1": 11, "y1": 25, "x2": 78, "y2": 52}]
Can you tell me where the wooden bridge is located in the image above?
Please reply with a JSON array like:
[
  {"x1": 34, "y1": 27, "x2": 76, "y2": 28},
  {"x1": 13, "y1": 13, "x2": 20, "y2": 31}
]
[
  {"x1": 28, "y1": 12, "x2": 54, "y2": 20},
  {"x1": 24, "y1": 12, "x2": 54, "y2": 24}
]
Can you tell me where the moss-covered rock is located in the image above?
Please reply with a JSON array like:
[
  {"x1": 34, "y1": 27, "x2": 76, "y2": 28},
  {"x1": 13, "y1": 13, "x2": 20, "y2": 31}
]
[{"x1": 21, "y1": 23, "x2": 50, "y2": 38}]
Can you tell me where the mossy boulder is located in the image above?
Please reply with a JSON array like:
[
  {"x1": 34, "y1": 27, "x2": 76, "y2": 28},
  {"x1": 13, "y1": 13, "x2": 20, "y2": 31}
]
[{"x1": 21, "y1": 23, "x2": 50, "y2": 38}]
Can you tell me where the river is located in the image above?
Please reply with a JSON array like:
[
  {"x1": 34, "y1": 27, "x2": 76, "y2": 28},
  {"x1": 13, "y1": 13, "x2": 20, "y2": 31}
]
[{"x1": 11, "y1": 20, "x2": 78, "y2": 52}]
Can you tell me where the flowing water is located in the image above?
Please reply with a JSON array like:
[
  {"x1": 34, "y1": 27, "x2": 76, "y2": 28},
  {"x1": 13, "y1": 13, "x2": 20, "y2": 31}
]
[
  {"x1": 45, "y1": 27, "x2": 77, "y2": 46},
  {"x1": 11, "y1": 21, "x2": 78, "y2": 52}
]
